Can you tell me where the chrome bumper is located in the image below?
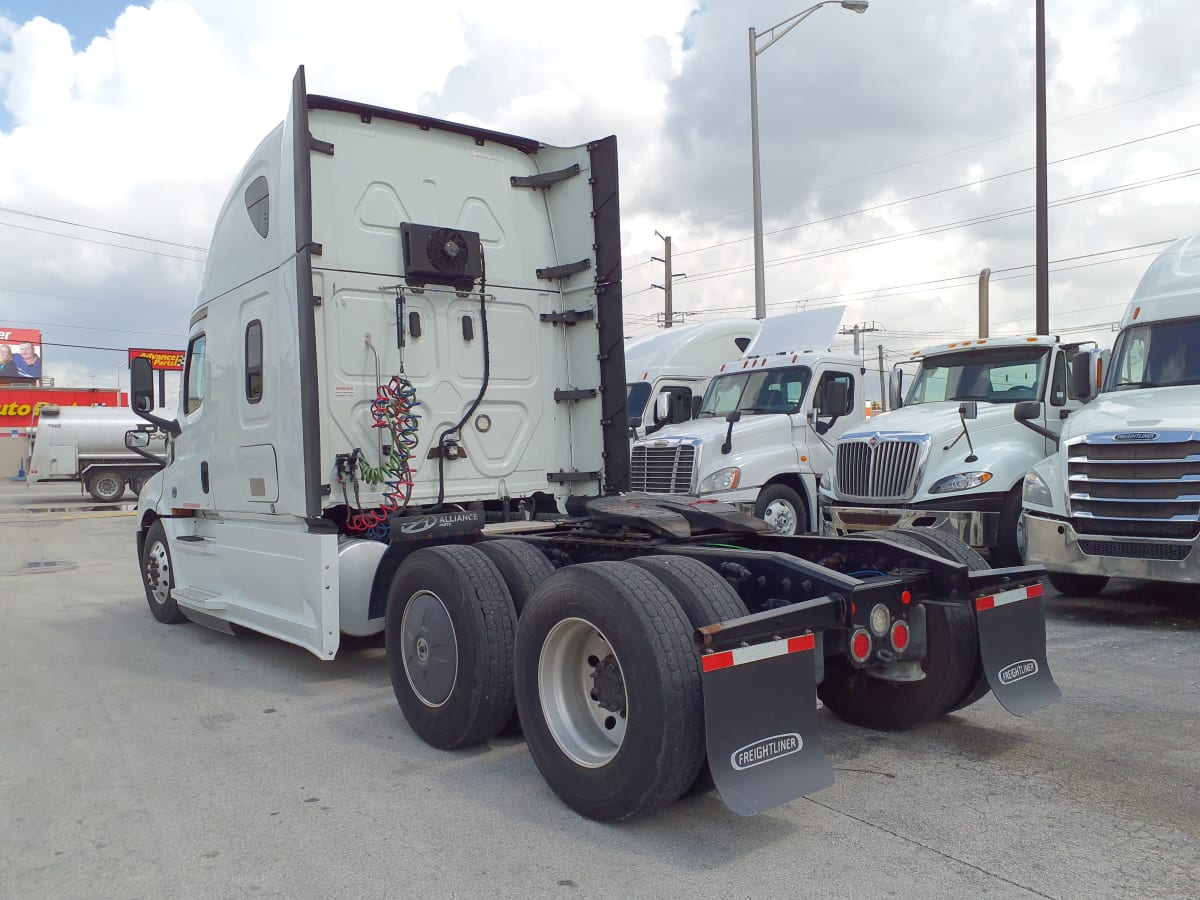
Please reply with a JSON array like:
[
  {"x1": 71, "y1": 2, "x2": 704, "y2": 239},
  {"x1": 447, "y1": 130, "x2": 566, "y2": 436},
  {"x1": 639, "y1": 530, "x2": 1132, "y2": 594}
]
[
  {"x1": 1023, "y1": 512, "x2": 1200, "y2": 584},
  {"x1": 821, "y1": 504, "x2": 998, "y2": 549}
]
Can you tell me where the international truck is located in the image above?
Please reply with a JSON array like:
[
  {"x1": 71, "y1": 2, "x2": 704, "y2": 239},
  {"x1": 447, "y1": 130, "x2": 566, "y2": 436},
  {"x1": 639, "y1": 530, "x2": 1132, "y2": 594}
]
[
  {"x1": 625, "y1": 319, "x2": 759, "y2": 441},
  {"x1": 1021, "y1": 232, "x2": 1200, "y2": 594},
  {"x1": 820, "y1": 337, "x2": 1105, "y2": 565},
  {"x1": 27, "y1": 406, "x2": 166, "y2": 501},
  {"x1": 127, "y1": 66, "x2": 1061, "y2": 822},
  {"x1": 628, "y1": 307, "x2": 863, "y2": 536}
]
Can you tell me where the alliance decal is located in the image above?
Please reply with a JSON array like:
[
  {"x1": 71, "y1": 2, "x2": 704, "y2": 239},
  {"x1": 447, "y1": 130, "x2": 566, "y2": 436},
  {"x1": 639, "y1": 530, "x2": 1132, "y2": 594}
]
[{"x1": 731, "y1": 733, "x2": 804, "y2": 771}]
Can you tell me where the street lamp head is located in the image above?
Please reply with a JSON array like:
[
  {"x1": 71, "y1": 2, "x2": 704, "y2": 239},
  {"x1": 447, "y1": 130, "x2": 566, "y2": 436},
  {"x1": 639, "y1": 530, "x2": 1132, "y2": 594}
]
[{"x1": 841, "y1": 1, "x2": 869, "y2": 12}]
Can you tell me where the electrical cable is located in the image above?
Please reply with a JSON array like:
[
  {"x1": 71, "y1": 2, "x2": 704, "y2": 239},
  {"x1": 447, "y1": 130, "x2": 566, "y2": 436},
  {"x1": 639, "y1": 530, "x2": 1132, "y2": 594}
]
[
  {"x1": 0, "y1": 205, "x2": 207, "y2": 250},
  {"x1": 344, "y1": 376, "x2": 421, "y2": 534}
]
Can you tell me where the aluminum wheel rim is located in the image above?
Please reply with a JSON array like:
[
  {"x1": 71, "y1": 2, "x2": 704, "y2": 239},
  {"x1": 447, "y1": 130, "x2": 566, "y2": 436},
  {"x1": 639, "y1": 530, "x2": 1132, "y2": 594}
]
[
  {"x1": 400, "y1": 590, "x2": 459, "y2": 708},
  {"x1": 763, "y1": 499, "x2": 798, "y2": 535},
  {"x1": 538, "y1": 617, "x2": 628, "y2": 768},
  {"x1": 145, "y1": 540, "x2": 171, "y2": 604},
  {"x1": 95, "y1": 474, "x2": 122, "y2": 499}
]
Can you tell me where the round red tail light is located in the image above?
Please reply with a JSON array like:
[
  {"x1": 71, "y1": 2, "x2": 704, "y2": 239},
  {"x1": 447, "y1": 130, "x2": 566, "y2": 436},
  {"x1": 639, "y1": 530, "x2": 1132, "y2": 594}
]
[
  {"x1": 849, "y1": 628, "x2": 872, "y2": 663},
  {"x1": 890, "y1": 620, "x2": 910, "y2": 652}
]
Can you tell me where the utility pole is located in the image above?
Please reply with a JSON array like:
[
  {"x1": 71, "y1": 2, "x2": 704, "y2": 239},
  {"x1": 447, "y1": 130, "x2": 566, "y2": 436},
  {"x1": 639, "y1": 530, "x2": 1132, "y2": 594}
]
[
  {"x1": 651, "y1": 231, "x2": 686, "y2": 329},
  {"x1": 878, "y1": 344, "x2": 886, "y2": 411},
  {"x1": 839, "y1": 321, "x2": 882, "y2": 357},
  {"x1": 1035, "y1": 0, "x2": 1049, "y2": 334}
]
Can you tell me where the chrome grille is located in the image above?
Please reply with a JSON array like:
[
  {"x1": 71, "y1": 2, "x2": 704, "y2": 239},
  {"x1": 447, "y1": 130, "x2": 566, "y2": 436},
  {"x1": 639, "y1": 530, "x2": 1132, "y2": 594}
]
[
  {"x1": 836, "y1": 438, "x2": 923, "y2": 501},
  {"x1": 1067, "y1": 434, "x2": 1200, "y2": 540},
  {"x1": 1077, "y1": 539, "x2": 1191, "y2": 561},
  {"x1": 630, "y1": 444, "x2": 696, "y2": 494}
]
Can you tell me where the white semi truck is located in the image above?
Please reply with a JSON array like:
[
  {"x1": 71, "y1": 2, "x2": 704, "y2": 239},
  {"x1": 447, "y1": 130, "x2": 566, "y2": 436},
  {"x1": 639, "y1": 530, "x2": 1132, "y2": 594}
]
[
  {"x1": 625, "y1": 319, "x2": 759, "y2": 441},
  {"x1": 628, "y1": 307, "x2": 863, "y2": 536},
  {"x1": 1022, "y1": 233, "x2": 1200, "y2": 594},
  {"x1": 820, "y1": 337, "x2": 1104, "y2": 565},
  {"x1": 27, "y1": 406, "x2": 166, "y2": 501},
  {"x1": 127, "y1": 67, "x2": 1061, "y2": 822}
]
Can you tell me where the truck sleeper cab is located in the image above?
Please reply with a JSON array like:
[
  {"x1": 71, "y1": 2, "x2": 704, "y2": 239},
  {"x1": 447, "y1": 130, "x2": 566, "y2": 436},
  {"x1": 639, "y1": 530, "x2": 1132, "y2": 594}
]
[
  {"x1": 821, "y1": 336, "x2": 1101, "y2": 566},
  {"x1": 1022, "y1": 232, "x2": 1200, "y2": 594},
  {"x1": 130, "y1": 67, "x2": 1062, "y2": 824}
]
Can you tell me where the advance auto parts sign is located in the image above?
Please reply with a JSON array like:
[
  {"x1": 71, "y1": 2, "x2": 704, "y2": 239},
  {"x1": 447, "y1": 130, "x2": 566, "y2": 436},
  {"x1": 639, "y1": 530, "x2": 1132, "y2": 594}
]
[
  {"x1": 0, "y1": 389, "x2": 129, "y2": 428},
  {"x1": 128, "y1": 348, "x2": 185, "y2": 371}
]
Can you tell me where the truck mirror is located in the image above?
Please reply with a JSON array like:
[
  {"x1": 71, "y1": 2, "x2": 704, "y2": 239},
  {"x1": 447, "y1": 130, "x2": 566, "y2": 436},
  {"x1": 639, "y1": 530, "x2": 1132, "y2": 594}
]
[
  {"x1": 130, "y1": 357, "x2": 155, "y2": 413},
  {"x1": 125, "y1": 430, "x2": 150, "y2": 450},
  {"x1": 628, "y1": 415, "x2": 642, "y2": 430},
  {"x1": 888, "y1": 369, "x2": 904, "y2": 410},
  {"x1": 822, "y1": 380, "x2": 851, "y2": 417},
  {"x1": 958, "y1": 400, "x2": 978, "y2": 420},
  {"x1": 1014, "y1": 400, "x2": 1042, "y2": 422},
  {"x1": 653, "y1": 392, "x2": 671, "y2": 424},
  {"x1": 1071, "y1": 351, "x2": 1093, "y2": 400},
  {"x1": 690, "y1": 395, "x2": 703, "y2": 419}
]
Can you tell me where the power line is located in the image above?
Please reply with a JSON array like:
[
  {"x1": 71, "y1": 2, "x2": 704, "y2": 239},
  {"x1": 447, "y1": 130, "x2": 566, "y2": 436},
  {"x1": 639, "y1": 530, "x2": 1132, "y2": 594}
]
[
  {"x1": 0, "y1": 205, "x2": 207, "y2": 251},
  {"x1": 0, "y1": 284, "x2": 191, "y2": 313},
  {"x1": 2, "y1": 317, "x2": 187, "y2": 338},
  {"x1": 0, "y1": 220, "x2": 206, "y2": 262}
]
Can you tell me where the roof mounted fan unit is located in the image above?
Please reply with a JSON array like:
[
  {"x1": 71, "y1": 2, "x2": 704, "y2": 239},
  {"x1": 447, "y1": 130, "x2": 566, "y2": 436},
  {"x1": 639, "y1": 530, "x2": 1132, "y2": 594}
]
[{"x1": 400, "y1": 222, "x2": 483, "y2": 290}]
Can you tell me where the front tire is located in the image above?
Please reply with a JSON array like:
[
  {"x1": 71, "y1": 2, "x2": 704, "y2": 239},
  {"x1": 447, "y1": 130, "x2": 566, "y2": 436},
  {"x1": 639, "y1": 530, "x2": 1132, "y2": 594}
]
[
  {"x1": 992, "y1": 488, "x2": 1025, "y2": 567},
  {"x1": 141, "y1": 520, "x2": 187, "y2": 624},
  {"x1": 1048, "y1": 571, "x2": 1109, "y2": 596},
  {"x1": 385, "y1": 545, "x2": 517, "y2": 750},
  {"x1": 515, "y1": 562, "x2": 705, "y2": 821},
  {"x1": 87, "y1": 469, "x2": 125, "y2": 503},
  {"x1": 753, "y1": 483, "x2": 808, "y2": 536}
]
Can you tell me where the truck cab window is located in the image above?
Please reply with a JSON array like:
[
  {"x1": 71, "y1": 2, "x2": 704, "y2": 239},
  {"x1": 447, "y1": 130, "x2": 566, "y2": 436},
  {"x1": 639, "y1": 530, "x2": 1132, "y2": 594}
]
[
  {"x1": 245, "y1": 320, "x2": 263, "y2": 403},
  {"x1": 244, "y1": 176, "x2": 269, "y2": 238},
  {"x1": 815, "y1": 371, "x2": 854, "y2": 415},
  {"x1": 1050, "y1": 352, "x2": 1067, "y2": 405},
  {"x1": 185, "y1": 334, "x2": 207, "y2": 415}
]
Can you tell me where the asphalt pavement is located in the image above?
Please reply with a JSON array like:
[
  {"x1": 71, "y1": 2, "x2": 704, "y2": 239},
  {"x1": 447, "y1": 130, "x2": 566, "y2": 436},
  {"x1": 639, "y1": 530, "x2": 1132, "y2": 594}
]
[{"x1": 1, "y1": 481, "x2": 1197, "y2": 899}]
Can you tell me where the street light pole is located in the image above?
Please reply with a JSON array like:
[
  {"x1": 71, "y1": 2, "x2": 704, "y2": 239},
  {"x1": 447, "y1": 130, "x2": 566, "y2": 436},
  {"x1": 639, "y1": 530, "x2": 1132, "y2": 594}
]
[{"x1": 749, "y1": 1, "x2": 868, "y2": 320}]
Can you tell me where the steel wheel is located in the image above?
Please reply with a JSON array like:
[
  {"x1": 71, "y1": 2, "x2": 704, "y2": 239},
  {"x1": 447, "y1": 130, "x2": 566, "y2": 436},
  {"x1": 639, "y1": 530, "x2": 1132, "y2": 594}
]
[
  {"x1": 145, "y1": 539, "x2": 171, "y2": 605},
  {"x1": 399, "y1": 590, "x2": 459, "y2": 708},
  {"x1": 538, "y1": 617, "x2": 627, "y2": 768},
  {"x1": 88, "y1": 470, "x2": 124, "y2": 502},
  {"x1": 762, "y1": 499, "x2": 798, "y2": 534}
]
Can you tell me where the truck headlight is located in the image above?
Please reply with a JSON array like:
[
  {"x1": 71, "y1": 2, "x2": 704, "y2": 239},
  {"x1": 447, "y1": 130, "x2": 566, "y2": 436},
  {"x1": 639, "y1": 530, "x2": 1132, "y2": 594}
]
[
  {"x1": 699, "y1": 467, "x2": 740, "y2": 493},
  {"x1": 818, "y1": 470, "x2": 832, "y2": 493},
  {"x1": 928, "y1": 471, "x2": 993, "y2": 494},
  {"x1": 1023, "y1": 470, "x2": 1053, "y2": 507}
]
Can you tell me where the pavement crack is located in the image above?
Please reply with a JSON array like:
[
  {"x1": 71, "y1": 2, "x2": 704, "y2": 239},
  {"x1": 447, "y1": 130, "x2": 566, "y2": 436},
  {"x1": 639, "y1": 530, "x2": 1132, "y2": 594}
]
[{"x1": 804, "y1": 797, "x2": 1058, "y2": 899}]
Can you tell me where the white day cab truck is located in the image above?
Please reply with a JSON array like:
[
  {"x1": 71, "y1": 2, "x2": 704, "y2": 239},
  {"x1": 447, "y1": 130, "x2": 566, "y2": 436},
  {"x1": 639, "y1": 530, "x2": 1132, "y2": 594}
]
[
  {"x1": 1022, "y1": 233, "x2": 1200, "y2": 594},
  {"x1": 27, "y1": 406, "x2": 166, "y2": 501},
  {"x1": 820, "y1": 336, "x2": 1106, "y2": 565},
  {"x1": 625, "y1": 319, "x2": 759, "y2": 441},
  {"x1": 126, "y1": 66, "x2": 1062, "y2": 822},
  {"x1": 629, "y1": 307, "x2": 864, "y2": 536}
]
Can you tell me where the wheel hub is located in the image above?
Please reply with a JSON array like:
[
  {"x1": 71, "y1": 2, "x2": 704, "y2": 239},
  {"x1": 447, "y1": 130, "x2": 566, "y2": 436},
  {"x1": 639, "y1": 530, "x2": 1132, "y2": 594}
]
[
  {"x1": 590, "y1": 655, "x2": 626, "y2": 714},
  {"x1": 764, "y1": 499, "x2": 796, "y2": 535},
  {"x1": 400, "y1": 590, "x2": 459, "y2": 708}
]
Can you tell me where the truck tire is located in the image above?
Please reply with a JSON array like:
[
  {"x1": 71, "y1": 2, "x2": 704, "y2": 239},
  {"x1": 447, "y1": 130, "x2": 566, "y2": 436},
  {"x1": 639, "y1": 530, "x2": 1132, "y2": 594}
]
[
  {"x1": 475, "y1": 539, "x2": 555, "y2": 615},
  {"x1": 515, "y1": 562, "x2": 705, "y2": 821},
  {"x1": 818, "y1": 600, "x2": 979, "y2": 730},
  {"x1": 86, "y1": 469, "x2": 125, "y2": 503},
  {"x1": 385, "y1": 545, "x2": 518, "y2": 750},
  {"x1": 992, "y1": 488, "x2": 1025, "y2": 567},
  {"x1": 753, "y1": 483, "x2": 808, "y2": 536},
  {"x1": 1047, "y1": 572, "x2": 1109, "y2": 596},
  {"x1": 140, "y1": 520, "x2": 187, "y2": 624},
  {"x1": 628, "y1": 555, "x2": 748, "y2": 629}
]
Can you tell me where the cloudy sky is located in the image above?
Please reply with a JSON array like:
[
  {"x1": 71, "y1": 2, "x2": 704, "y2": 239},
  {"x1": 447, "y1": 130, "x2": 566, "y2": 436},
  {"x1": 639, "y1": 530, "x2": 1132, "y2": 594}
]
[{"x1": 0, "y1": 0, "x2": 1197, "y2": 400}]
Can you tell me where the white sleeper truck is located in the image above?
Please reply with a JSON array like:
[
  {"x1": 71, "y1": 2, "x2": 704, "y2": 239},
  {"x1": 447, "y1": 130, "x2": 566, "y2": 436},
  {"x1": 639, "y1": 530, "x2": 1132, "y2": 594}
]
[
  {"x1": 1022, "y1": 233, "x2": 1200, "y2": 594},
  {"x1": 628, "y1": 308, "x2": 864, "y2": 535},
  {"x1": 128, "y1": 67, "x2": 1062, "y2": 822},
  {"x1": 821, "y1": 337, "x2": 1103, "y2": 565},
  {"x1": 625, "y1": 319, "x2": 759, "y2": 441},
  {"x1": 28, "y1": 406, "x2": 166, "y2": 501}
]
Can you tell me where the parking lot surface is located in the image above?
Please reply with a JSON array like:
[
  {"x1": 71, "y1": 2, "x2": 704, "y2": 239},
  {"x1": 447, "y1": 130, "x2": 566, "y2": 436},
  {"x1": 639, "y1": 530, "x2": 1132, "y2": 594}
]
[{"x1": 1, "y1": 482, "x2": 1197, "y2": 899}]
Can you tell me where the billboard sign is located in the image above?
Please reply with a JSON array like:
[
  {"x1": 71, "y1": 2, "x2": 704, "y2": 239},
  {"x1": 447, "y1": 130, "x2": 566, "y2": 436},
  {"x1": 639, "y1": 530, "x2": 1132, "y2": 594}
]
[
  {"x1": 0, "y1": 388, "x2": 128, "y2": 428},
  {"x1": 128, "y1": 347, "x2": 186, "y2": 371},
  {"x1": 0, "y1": 327, "x2": 43, "y2": 382}
]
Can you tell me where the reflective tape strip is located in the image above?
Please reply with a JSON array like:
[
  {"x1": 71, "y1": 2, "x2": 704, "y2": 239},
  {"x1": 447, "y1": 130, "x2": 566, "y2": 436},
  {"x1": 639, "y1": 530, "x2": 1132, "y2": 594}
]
[
  {"x1": 975, "y1": 582, "x2": 1044, "y2": 612},
  {"x1": 702, "y1": 633, "x2": 815, "y2": 673}
]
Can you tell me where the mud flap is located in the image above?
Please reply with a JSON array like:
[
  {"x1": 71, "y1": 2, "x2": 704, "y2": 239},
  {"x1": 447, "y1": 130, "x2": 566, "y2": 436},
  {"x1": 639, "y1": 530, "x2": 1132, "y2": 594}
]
[
  {"x1": 974, "y1": 583, "x2": 1061, "y2": 716},
  {"x1": 701, "y1": 635, "x2": 834, "y2": 816}
]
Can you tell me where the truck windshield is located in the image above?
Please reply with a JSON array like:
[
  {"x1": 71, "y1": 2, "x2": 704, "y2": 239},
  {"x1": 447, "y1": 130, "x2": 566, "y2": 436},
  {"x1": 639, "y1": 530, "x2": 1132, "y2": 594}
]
[
  {"x1": 1107, "y1": 317, "x2": 1200, "y2": 391},
  {"x1": 627, "y1": 382, "x2": 652, "y2": 418},
  {"x1": 906, "y1": 346, "x2": 1048, "y2": 405},
  {"x1": 696, "y1": 366, "x2": 811, "y2": 417}
]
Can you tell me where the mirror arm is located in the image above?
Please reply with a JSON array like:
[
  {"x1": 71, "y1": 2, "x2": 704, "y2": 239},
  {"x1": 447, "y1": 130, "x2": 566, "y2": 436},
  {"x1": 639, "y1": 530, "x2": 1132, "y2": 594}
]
[
  {"x1": 1015, "y1": 416, "x2": 1059, "y2": 446},
  {"x1": 133, "y1": 405, "x2": 180, "y2": 437}
]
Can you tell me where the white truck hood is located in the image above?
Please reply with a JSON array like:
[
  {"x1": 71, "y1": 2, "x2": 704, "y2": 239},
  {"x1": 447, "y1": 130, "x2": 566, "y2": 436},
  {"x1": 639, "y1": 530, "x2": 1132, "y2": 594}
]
[
  {"x1": 842, "y1": 400, "x2": 1020, "y2": 448},
  {"x1": 1061, "y1": 385, "x2": 1200, "y2": 441},
  {"x1": 637, "y1": 413, "x2": 800, "y2": 486}
]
